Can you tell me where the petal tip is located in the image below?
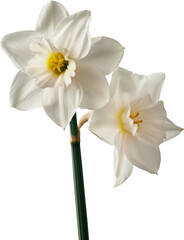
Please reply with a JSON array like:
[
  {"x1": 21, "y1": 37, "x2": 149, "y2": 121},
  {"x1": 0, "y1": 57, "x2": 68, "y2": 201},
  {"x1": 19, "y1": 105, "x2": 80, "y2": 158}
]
[
  {"x1": 77, "y1": 9, "x2": 91, "y2": 18},
  {"x1": 113, "y1": 180, "x2": 120, "y2": 188},
  {"x1": 113, "y1": 177, "x2": 127, "y2": 188},
  {"x1": 159, "y1": 72, "x2": 166, "y2": 81},
  {"x1": 9, "y1": 95, "x2": 15, "y2": 109},
  {"x1": 84, "y1": 10, "x2": 91, "y2": 16},
  {"x1": 1, "y1": 39, "x2": 4, "y2": 47},
  {"x1": 9, "y1": 103, "x2": 14, "y2": 108},
  {"x1": 80, "y1": 10, "x2": 91, "y2": 22},
  {"x1": 162, "y1": 72, "x2": 166, "y2": 77},
  {"x1": 1, "y1": 38, "x2": 7, "y2": 52}
]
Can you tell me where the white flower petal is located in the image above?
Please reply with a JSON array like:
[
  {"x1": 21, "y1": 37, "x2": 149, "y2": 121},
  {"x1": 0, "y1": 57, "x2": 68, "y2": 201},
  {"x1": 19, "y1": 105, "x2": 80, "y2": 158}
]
[
  {"x1": 36, "y1": 1, "x2": 69, "y2": 38},
  {"x1": 113, "y1": 131, "x2": 133, "y2": 187},
  {"x1": 68, "y1": 60, "x2": 76, "y2": 71},
  {"x1": 10, "y1": 72, "x2": 42, "y2": 110},
  {"x1": 131, "y1": 93, "x2": 154, "y2": 111},
  {"x1": 53, "y1": 10, "x2": 91, "y2": 59},
  {"x1": 75, "y1": 62, "x2": 109, "y2": 110},
  {"x1": 29, "y1": 38, "x2": 56, "y2": 55},
  {"x1": 88, "y1": 97, "x2": 119, "y2": 145},
  {"x1": 131, "y1": 95, "x2": 166, "y2": 121},
  {"x1": 41, "y1": 82, "x2": 83, "y2": 128},
  {"x1": 63, "y1": 70, "x2": 72, "y2": 87},
  {"x1": 124, "y1": 135, "x2": 161, "y2": 174},
  {"x1": 144, "y1": 73, "x2": 165, "y2": 102},
  {"x1": 136, "y1": 120, "x2": 166, "y2": 146},
  {"x1": 80, "y1": 37, "x2": 124, "y2": 75},
  {"x1": 164, "y1": 118, "x2": 183, "y2": 141},
  {"x1": 130, "y1": 95, "x2": 166, "y2": 146},
  {"x1": 110, "y1": 67, "x2": 145, "y2": 101},
  {"x1": 1, "y1": 31, "x2": 41, "y2": 72},
  {"x1": 137, "y1": 100, "x2": 166, "y2": 121},
  {"x1": 110, "y1": 68, "x2": 165, "y2": 103},
  {"x1": 34, "y1": 72, "x2": 58, "y2": 88}
]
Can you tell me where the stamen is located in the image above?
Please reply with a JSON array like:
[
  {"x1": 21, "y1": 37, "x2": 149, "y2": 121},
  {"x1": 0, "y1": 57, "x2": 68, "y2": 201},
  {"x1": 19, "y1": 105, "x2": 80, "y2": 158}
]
[
  {"x1": 130, "y1": 112, "x2": 139, "y2": 118},
  {"x1": 47, "y1": 52, "x2": 69, "y2": 75},
  {"x1": 130, "y1": 112, "x2": 143, "y2": 125},
  {"x1": 134, "y1": 120, "x2": 143, "y2": 124}
]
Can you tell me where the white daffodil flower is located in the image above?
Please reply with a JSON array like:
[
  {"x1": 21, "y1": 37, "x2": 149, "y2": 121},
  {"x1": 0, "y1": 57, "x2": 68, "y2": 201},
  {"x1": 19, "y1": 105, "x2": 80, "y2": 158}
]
[
  {"x1": 1, "y1": 1, "x2": 124, "y2": 128},
  {"x1": 89, "y1": 67, "x2": 183, "y2": 187}
]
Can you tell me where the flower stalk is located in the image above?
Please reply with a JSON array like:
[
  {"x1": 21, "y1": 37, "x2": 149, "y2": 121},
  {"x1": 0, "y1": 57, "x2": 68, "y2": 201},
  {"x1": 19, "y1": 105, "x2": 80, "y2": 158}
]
[{"x1": 70, "y1": 113, "x2": 89, "y2": 240}]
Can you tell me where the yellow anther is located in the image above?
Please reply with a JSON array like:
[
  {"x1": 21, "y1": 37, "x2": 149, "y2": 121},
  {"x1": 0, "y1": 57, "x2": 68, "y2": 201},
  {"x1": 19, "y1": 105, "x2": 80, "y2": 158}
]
[
  {"x1": 57, "y1": 64, "x2": 62, "y2": 73},
  {"x1": 47, "y1": 52, "x2": 68, "y2": 75},
  {"x1": 130, "y1": 112, "x2": 143, "y2": 125},
  {"x1": 134, "y1": 120, "x2": 143, "y2": 124},
  {"x1": 130, "y1": 112, "x2": 139, "y2": 119}
]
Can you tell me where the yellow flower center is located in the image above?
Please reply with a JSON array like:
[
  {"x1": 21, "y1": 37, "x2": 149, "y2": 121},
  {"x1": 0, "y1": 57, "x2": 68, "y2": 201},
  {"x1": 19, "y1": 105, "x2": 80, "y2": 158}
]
[
  {"x1": 118, "y1": 109, "x2": 143, "y2": 135},
  {"x1": 47, "y1": 52, "x2": 68, "y2": 75}
]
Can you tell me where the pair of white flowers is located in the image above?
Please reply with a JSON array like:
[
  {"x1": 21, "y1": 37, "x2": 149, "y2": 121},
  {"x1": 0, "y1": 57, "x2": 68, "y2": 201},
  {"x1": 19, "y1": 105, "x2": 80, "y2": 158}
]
[{"x1": 2, "y1": 1, "x2": 183, "y2": 186}]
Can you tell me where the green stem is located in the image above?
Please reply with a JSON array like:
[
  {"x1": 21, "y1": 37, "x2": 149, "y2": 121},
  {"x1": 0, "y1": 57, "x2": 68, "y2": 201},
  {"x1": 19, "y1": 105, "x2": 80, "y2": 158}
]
[{"x1": 70, "y1": 113, "x2": 89, "y2": 240}]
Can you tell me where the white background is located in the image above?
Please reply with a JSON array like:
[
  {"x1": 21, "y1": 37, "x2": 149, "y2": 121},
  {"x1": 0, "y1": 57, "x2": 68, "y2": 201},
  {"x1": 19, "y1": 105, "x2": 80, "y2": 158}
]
[{"x1": 0, "y1": 0, "x2": 184, "y2": 239}]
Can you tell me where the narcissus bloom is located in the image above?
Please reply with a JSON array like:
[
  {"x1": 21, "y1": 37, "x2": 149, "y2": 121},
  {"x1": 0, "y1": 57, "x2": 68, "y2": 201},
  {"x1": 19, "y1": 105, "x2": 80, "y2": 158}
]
[
  {"x1": 1, "y1": 1, "x2": 124, "y2": 128},
  {"x1": 89, "y1": 67, "x2": 183, "y2": 187}
]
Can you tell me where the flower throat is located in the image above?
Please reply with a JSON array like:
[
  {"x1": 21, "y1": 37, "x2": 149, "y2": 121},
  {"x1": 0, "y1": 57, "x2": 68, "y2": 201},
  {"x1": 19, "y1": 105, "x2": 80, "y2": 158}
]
[{"x1": 47, "y1": 52, "x2": 68, "y2": 75}]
